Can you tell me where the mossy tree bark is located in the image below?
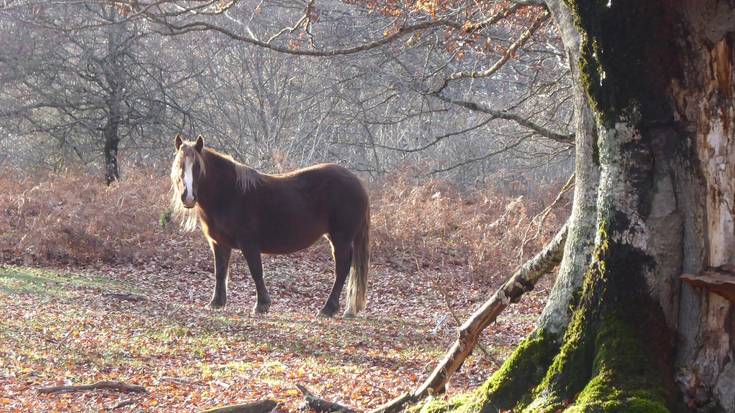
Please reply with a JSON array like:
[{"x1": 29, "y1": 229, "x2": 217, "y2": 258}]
[{"x1": 414, "y1": 1, "x2": 735, "y2": 411}]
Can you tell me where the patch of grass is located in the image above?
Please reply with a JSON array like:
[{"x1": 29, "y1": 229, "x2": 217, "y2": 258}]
[{"x1": 0, "y1": 265, "x2": 132, "y2": 297}]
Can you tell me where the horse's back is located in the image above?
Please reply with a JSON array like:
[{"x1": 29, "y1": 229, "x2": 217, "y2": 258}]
[
  {"x1": 274, "y1": 163, "x2": 367, "y2": 202},
  {"x1": 252, "y1": 163, "x2": 367, "y2": 252},
  {"x1": 282, "y1": 164, "x2": 367, "y2": 233},
  {"x1": 299, "y1": 163, "x2": 367, "y2": 206}
]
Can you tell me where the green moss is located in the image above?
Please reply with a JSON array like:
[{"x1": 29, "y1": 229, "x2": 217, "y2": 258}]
[
  {"x1": 520, "y1": 223, "x2": 614, "y2": 412},
  {"x1": 566, "y1": 316, "x2": 670, "y2": 413},
  {"x1": 420, "y1": 215, "x2": 675, "y2": 413},
  {"x1": 520, "y1": 217, "x2": 673, "y2": 413},
  {"x1": 410, "y1": 394, "x2": 475, "y2": 413},
  {"x1": 408, "y1": 329, "x2": 559, "y2": 413},
  {"x1": 566, "y1": 398, "x2": 668, "y2": 413},
  {"x1": 522, "y1": 297, "x2": 595, "y2": 412},
  {"x1": 522, "y1": 314, "x2": 670, "y2": 413},
  {"x1": 476, "y1": 329, "x2": 560, "y2": 412},
  {"x1": 159, "y1": 208, "x2": 173, "y2": 228}
]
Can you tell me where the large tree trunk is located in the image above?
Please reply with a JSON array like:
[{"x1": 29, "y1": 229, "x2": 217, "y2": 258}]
[{"x1": 416, "y1": 1, "x2": 735, "y2": 412}]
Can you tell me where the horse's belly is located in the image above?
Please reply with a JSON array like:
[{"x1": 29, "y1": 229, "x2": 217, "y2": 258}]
[{"x1": 259, "y1": 225, "x2": 326, "y2": 254}]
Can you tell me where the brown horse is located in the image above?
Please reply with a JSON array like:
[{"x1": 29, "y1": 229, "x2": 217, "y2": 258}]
[{"x1": 170, "y1": 134, "x2": 370, "y2": 317}]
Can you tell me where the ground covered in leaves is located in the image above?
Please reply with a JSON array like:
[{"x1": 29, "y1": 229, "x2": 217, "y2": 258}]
[
  {"x1": 0, "y1": 169, "x2": 563, "y2": 412},
  {"x1": 0, "y1": 251, "x2": 551, "y2": 412}
]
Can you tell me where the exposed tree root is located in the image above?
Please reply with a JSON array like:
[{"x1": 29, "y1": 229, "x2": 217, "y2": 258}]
[
  {"x1": 199, "y1": 400, "x2": 278, "y2": 413},
  {"x1": 37, "y1": 380, "x2": 147, "y2": 394},
  {"x1": 372, "y1": 221, "x2": 569, "y2": 413}
]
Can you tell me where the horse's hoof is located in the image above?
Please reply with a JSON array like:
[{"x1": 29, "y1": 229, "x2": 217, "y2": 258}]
[
  {"x1": 252, "y1": 302, "x2": 271, "y2": 315},
  {"x1": 318, "y1": 306, "x2": 338, "y2": 318},
  {"x1": 342, "y1": 310, "x2": 356, "y2": 318},
  {"x1": 207, "y1": 300, "x2": 226, "y2": 310}
]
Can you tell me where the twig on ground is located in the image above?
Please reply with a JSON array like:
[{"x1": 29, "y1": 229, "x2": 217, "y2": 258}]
[
  {"x1": 110, "y1": 398, "x2": 138, "y2": 410},
  {"x1": 159, "y1": 376, "x2": 194, "y2": 385},
  {"x1": 296, "y1": 384, "x2": 357, "y2": 413},
  {"x1": 199, "y1": 400, "x2": 277, "y2": 413},
  {"x1": 425, "y1": 260, "x2": 500, "y2": 368},
  {"x1": 37, "y1": 381, "x2": 147, "y2": 394},
  {"x1": 102, "y1": 292, "x2": 146, "y2": 302}
]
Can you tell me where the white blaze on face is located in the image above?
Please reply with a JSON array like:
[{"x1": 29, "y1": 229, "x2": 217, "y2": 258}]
[{"x1": 184, "y1": 157, "x2": 194, "y2": 204}]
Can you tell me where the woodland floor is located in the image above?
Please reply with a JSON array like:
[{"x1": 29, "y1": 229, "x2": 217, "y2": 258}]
[{"x1": 0, "y1": 243, "x2": 551, "y2": 412}]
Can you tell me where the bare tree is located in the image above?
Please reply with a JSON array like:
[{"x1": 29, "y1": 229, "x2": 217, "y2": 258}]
[{"x1": 0, "y1": 2, "x2": 199, "y2": 182}]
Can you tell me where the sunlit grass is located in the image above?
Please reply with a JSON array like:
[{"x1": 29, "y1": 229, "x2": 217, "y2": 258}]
[{"x1": 0, "y1": 265, "x2": 133, "y2": 297}]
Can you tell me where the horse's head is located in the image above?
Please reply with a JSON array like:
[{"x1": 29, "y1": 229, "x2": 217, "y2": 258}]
[{"x1": 171, "y1": 134, "x2": 205, "y2": 209}]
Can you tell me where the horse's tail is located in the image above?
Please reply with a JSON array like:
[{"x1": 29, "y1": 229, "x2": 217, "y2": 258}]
[{"x1": 346, "y1": 206, "x2": 370, "y2": 317}]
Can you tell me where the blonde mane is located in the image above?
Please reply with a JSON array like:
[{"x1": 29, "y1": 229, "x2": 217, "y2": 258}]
[
  {"x1": 169, "y1": 148, "x2": 206, "y2": 232},
  {"x1": 205, "y1": 149, "x2": 263, "y2": 193},
  {"x1": 170, "y1": 147, "x2": 262, "y2": 231}
]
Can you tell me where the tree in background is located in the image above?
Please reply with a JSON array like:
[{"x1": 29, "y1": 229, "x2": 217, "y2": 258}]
[{"x1": 0, "y1": 2, "x2": 200, "y2": 182}]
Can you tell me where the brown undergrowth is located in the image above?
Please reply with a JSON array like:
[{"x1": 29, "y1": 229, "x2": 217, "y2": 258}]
[
  {"x1": 0, "y1": 166, "x2": 565, "y2": 281},
  {"x1": 370, "y1": 172, "x2": 565, "y2": 283},
  {"x1": 0, "y1": 168, "x2": 171, "y2": 265}
]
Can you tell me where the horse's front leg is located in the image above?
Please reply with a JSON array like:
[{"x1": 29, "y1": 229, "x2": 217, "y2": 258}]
[
  {"x1": 207, "y1": 242, "x2": 231, "y2": 309},
  {"x1": 243, "y1": 247, "x2": 271, "y2": 314}
]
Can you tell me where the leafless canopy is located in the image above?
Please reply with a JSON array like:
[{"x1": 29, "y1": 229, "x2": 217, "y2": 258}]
[{"x1": 1, "y1": 0, "x2": 573, "y2": 188}]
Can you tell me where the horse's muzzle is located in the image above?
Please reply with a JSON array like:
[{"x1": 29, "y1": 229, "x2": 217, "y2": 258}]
[{"x1": 181, "y1": 193, "x2": 197, "y2": 208}]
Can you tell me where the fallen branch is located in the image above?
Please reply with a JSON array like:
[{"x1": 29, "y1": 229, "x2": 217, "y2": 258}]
[
  {"x1": 297, "y1": 384, "x2": 357, "y2": 413},
  {"x1": 110, "y1": 398, "x2": 138, "y2": 410},
  {"x1": 102, "y1": 292, "x2": 146, "y2": 302},
  {"x1": 37, "y1": 381, "x2": 147, "y2": 394},
  {"x1": 159, "y1": 376, "x2": 193, "y2": 385},
  {"x1": 371, "y1": 221, "x2": 569, "y2": 413},
  {"x1": 199, "y1": 400, "x2": 277, "y2": 413}
]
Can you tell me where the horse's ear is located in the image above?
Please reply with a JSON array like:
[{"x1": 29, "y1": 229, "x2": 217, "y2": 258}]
[
  {"x1": 174, "y1": 134, "x2": 183, "y2": 151},
  {"x1": 195, "y1": 135, "x2": 204, "y2": 153}
]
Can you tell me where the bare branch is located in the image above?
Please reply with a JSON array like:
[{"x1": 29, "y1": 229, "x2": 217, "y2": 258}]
[
  {"x1": 433, "y1": 94, "x2": 574, "y2": 144},
  {"x1": 447, "y1": 10, "x2": 550, "y2": 83},
  {"x1": 199, "y1": 400, "x2": 277, "y2": 413},
  {"x1": 136, "y1": 1, "x2": 540, "y2": 57},
  {"x1": 266, "y1": 0, "x2": 315, "y2": 45},
  {"x1": 296, "y1": 384, "x2": 357, "y2": 413},
  {"x1": 430, "y1": 134, "x2": 531, "y2": 174}
]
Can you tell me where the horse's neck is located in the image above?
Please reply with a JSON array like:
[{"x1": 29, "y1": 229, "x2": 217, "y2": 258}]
[{"x1": 200, "y1": 158, "x2": 240, "y2": 206}]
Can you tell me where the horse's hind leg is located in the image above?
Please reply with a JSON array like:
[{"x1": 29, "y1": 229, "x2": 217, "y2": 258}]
[
  {"x1": 320, "y1": 237, "x2": 352, "y2": 317},
  {"x1": 243, "y1": 247, "x2": 271, "y2": 314},
  {"x1": 208, "y1": 242, "x2": 231, "y2": 309}
]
